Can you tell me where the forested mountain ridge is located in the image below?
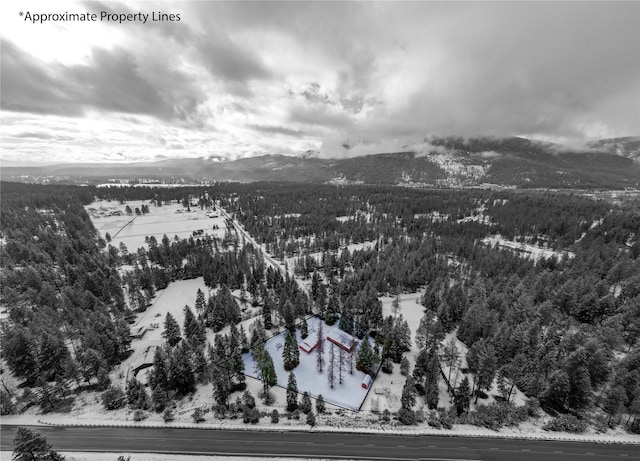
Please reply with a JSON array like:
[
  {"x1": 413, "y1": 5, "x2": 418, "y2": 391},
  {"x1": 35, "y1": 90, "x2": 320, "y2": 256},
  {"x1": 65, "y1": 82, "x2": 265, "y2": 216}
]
[{"x1": 2, "y1": 136, "x2": 639, "y2": 189}]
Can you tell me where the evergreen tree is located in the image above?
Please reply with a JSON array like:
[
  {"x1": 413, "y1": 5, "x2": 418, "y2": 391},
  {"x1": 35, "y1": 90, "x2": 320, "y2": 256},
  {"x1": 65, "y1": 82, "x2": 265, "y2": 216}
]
[
  {"x1": 287, "y1": 372, "x2": 298, "y2": 412},
  {"x1": 316, "y1": 321, "x2": 325, "y2": 373},
  {"x1": 212, "y1": 365, "x2": 231, "y2": 407},
  {"x1": 148, "y1": 347, "x2": 169, "y2": 399},
  {"x1": 328, "y1": 343, "x2": 336, "y2": 388},
  {"x1": 400, "y1": 376, "x2": 417, "y2": 411},
  {"x1": 262, "y1": 293, "x2": 273, "y2": 330},
  {"x1": 239, "y1": 324, "x2": 250, "y2": 352},
  {"x1": 442, "y1": 337, "x2": 460, "y2": 386},
  {"x1": 356, "y1": 337, "x2": 374, "y2": 375},
  {"x1": 454, "y1": 376, "x2": 471, "y2": 415},
  {"x1": 300, "y1": 391, "x2": 312, "y2": 414},
  {"x1": 253, "y1": 344, "x2": 277, "y2": 396},
  {"x1": 316, "y1": 394, "x2": 326, "y2": 413},
  {"x1": 151, "y1": 384, "x2": 168, "y2": 412},
  {"x1": 167, "y1": 342, "x2": 196, "y2": 395},
  {"x1": 183, "y1": 305, "x2": 206, "y2": 347},
  {"x1": 301, "y1": 318, "x2": 309, "y2": 339},
  {"x1": 126, "y1": 377, "x2": 149, "y2": 410},
  {"x1": 306, "y1": 410, "x2": 316, "y2": 427},
  {"x1": 195, "y1": 289, "x2": 205, "y2": 314},
  {"x1": 13, "y1": 427, "x2": 64, "y2": 461},
  {"x1": 282, "y1": 330, "x2": 300, "y2": 371},
  {"x1": 163, "y1": 312, "x2": 182, "y2": 347},
  {"x1": 400, "y1": 356, "x2": 410, "y2": 376}
]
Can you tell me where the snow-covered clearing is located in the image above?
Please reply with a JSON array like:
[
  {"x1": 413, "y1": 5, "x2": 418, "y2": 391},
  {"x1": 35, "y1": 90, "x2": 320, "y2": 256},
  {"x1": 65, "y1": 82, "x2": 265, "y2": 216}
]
[
  {"x1": 117, "y1": 278, "x2": 209, "y2": 382},
  {"x1": 87, "y1": 200, "x2": 226, "y2": 252},
  {"x1": 482, "y1": 235, "x2": 575, "y2": 262},
  {"x1": 241, "y1": 316, "x2": 379, "y2": 411}
]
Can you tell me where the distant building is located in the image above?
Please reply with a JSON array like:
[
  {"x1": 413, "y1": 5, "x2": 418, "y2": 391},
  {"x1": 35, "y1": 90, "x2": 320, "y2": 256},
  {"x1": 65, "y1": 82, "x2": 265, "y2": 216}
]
[{"x1": 327, "y1": 329, "x2": 357, "y2": 352}]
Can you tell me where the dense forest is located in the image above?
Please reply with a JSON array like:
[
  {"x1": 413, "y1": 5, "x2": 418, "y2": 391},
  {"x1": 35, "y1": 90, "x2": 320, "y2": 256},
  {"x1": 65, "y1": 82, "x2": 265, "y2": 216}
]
[{"x1": 1, "y1": 181, "x2": 639, "y2": 433}]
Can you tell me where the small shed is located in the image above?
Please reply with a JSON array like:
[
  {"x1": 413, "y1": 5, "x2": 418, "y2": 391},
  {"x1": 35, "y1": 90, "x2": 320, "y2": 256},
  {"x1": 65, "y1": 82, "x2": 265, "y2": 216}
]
[
  {"x1": 299, "y1": 331, "x2": 319, "y2": 354},
  {"x1": 129, "y1": 325, "x2": 147, "y2": 339},
  {"x1": 361, "y1": 374, "x2": 373, "y2": 390}
]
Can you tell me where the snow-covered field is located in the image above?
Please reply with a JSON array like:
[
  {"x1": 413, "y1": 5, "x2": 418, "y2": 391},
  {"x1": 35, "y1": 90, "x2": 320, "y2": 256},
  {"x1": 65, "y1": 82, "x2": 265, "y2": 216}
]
[
  {"x1": 241, "y1": 316, "x2": 379, "y2": 411},
  {"x1": 482, "y1": 235, "x2": 575, "y2": 262},
  {"x1": 87, "y1": 200, "x2": 226, "y2": 252}
]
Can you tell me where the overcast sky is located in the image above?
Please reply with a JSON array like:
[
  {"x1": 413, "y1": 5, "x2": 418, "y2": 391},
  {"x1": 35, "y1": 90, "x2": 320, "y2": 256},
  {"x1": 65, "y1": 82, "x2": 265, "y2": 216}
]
[{"x1": 1, "y1": 1, "x2": 639, "y2": 164}]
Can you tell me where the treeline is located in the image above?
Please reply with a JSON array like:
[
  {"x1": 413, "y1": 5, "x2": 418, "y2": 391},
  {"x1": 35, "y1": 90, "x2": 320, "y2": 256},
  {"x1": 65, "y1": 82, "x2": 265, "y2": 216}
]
[{"x1": 1, "y1": 182, "x2": 132, "y2": 413}]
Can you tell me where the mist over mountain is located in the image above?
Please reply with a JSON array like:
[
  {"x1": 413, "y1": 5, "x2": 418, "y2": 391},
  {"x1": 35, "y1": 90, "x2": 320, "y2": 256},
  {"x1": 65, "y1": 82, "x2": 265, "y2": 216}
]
[{"x1": 2, "y1": 136, "x2": 639, "y2": 189}]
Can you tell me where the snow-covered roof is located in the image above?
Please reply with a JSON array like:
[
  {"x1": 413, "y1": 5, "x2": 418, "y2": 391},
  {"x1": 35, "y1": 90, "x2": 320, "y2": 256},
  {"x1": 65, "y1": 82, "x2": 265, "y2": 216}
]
[{"x1": 327, "y1": 328, "x2": 357, "y2": 350}]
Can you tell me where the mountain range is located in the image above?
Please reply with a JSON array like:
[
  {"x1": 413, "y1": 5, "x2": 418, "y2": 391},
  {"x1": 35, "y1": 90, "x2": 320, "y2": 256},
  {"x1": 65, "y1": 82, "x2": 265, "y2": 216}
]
[{"x1": 2, "y1": 136, "x2": 639, "y2": 189}]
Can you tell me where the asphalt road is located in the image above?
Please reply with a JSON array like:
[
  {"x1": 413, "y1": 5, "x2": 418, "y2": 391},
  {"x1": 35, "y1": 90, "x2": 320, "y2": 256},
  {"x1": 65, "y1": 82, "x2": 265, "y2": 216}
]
[{"x1": 1, "y1": 426, "x2": 638, "y2": 461}]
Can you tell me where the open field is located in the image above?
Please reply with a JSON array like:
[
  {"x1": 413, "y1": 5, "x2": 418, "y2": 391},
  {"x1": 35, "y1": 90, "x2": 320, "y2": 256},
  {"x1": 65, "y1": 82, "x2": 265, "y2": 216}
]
[{"x1": 86, "y1": 200, "x2": 226, "y2": 252}]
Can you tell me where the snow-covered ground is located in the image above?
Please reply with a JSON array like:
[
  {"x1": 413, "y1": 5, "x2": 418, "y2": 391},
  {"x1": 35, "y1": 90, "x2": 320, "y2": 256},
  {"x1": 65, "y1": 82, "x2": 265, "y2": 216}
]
[
  {"x1": 0, "y1": 453, "x2": 346, "y2": 461},
  {"x1": 123, "y1": 277, "x2": 210, "y2": 381},
  {"x1": 482, "y1": 235, "x2": 575, "y2": 262},
  {"x1": 87, "y1": 200, "x2": 226, "y2": 252},
  {"x1": 242, "y1": 316, "x2": 379, "y2": 411}
]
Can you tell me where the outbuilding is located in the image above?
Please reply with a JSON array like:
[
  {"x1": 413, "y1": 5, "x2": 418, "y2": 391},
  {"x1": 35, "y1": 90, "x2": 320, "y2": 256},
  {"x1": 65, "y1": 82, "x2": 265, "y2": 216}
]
[
  {"x1": 361, "y1": 374, "x2": 373, "y2": 390},
  {"x1": 327, "y1": 329, "x2": 357, "y2": 352},
  {"x1": 299, "y1": 331, "x2": 319, "y2": 353}
]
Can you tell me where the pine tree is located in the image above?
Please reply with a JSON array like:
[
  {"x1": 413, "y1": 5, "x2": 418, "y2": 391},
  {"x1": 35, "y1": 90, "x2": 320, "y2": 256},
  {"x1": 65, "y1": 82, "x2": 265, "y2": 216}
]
[
  {"x1": 195, "y1": 289, "x2": 205, "y2": 314},
  {"x1": 262, "y1": 294, "x2": 273, "y2": 330},
  {"x1": 306, "y1": 410, "x2": 316, "y2": 427},
  {"x1": 163, "y1": 312, "x2": 182, "y2": 347},
  {"x1": 300, "y1": 391, "x2": 312, "y2": 414},
  {"x1": 167, "y1": 342, "x2": 196, "y2": 396},
  {"x1": 239, "y1": 324, "x2": 250, "y2": 352},
  {"x1": 149, "y1": 347, "x2": 169, "y2": 398},
  {"x1": 151, "y1": 384, "x2": 167, "y2": 412},
  {"x1": 356, "y1": 337, "x2": 373, "y2": 375},
  {"x1": 282, "y1": 330, "x2": 300, "y2": 371},
  {"x1": 400, "y1": 376, "x2": 417, "y2": 410},
  {"x1": 212, "y1": 365, "x2": 231, "y2": 407},
  {"x1": 183, "y1": 305, "x2": 205, "y2": 347},
  {"x1": 442, "y1": 337, "x2": 459, "y2": 386},
  {"x1": 400, "y1": 356, "x2": 410, "y2": 376},
  {"x1": 13, "y1": 427, "x2": 64, "y2": 461},
  {"x1": 126, "y1": 377, "x2": 149, "y2": 410},
  {"x1": 301, "y1": 318, "x2": 309, "y2": 339},
  {"x1": 287, "y1": 372, "x2": 298, "y2": 412},
  {"x1": 338, "y1": 348, "x2": 345, "y2": 384},
  {"x1": 316, "y1": 394, "x2": 326, "y2": 413},
  {"x1": 454, "y1": 376, "x2": 471, "y2": 415},
  {"x1": 253, "y1": 344, "x2": 276, "y2": 396},
  {"x1": 316, "y1": 321, "x2": 325, "y2": 373}
]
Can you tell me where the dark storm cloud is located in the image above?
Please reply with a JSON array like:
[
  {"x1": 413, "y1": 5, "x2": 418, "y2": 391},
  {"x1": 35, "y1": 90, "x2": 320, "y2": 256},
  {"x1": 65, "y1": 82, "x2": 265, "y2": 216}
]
[
  {"x1": 1, "y1": 40, "x2": 85, "y2": 116},
  {"x1": 82, "y1": 0, "x2": 271, "y2": 94},
  {"x1": 1, "y1": 39, "x2": 202, "y2": 121}
]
